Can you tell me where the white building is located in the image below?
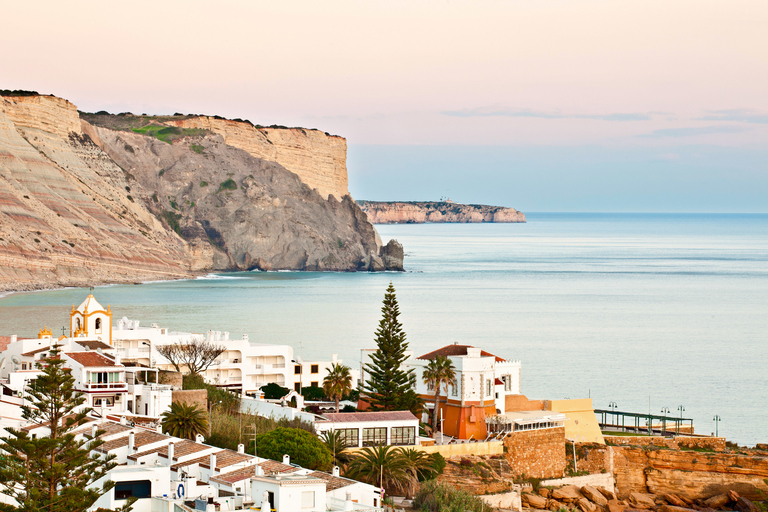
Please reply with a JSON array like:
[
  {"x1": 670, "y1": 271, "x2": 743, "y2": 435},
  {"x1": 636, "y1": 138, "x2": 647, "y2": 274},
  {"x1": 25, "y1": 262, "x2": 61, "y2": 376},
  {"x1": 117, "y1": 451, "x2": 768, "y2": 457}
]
[{"x1": 315, "y1": 411, "x2": 420, "y2": 448}]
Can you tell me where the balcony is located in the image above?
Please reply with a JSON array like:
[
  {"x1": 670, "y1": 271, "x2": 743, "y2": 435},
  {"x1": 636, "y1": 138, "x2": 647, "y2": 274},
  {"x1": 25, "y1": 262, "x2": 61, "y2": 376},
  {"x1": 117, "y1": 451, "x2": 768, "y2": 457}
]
[{"x1": 83, "y1": 382, "x2": 127, "y2": 391}]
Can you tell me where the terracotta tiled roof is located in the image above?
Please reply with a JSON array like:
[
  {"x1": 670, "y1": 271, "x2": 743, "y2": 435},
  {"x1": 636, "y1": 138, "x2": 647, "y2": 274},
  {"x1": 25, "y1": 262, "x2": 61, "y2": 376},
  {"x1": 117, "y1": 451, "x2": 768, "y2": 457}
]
[
  {"x1": 417, "y1": 344, "x2": 506, "y2": 362},
  {"x1": 307, "y1": 471, "x2": 356, "y2": 491},
  {"x1": 318, "y1": 411, "x2": 417, "y2": 423},
  {"x1": 210, "y1": 460, "x2": 298, "y2": 485},
  {"x1": 128, "y1": 445, "x2": 165, "y2": 461},
  {"x1": 495, "y1": 378, "x2": 504, "y2": 385},
  {"x1": 20, "y1": 414, "x2": 84, "y2": 432},
  {"x1": 0, "y1": 336, "x2": 30, "y2": 352},
  {"x1": 75, "y1": 340, "x2": 113, "y2": 351},
  {"x1": 171, "y1": 449, "x2": 252, "y2": 470},
  {"x1": 72, "y1": 421, "x2": 131, "y2": 438},
  {"x1": 158, "y1": 440, "x2": 210, "y2": 460},
  {"x1": 21, "y1": 346, "x2": 50, "y2": 357},
  {"x1": 65, "y1": 352, "x2": 121, "y2": 367}
]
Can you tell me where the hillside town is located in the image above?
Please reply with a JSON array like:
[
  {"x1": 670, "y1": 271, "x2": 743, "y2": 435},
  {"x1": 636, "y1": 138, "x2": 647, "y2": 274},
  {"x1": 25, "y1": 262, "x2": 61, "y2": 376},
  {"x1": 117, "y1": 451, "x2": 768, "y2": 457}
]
[{"x1": 1, "y1": 290, "x2": 766, "y2": 512}]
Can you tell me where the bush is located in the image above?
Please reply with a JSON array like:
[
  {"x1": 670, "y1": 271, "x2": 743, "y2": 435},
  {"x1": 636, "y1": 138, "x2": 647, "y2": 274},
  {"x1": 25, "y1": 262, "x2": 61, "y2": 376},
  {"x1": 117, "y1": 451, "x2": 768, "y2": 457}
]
[
  {"x1": 182, "y1": 374, "x2": 240, "y2": 414},
  {"x1": 217, "y1": 179, "x2": 237, "y2": 193},
  {"x1": 301, "y1": 386, "x2": 326, "y2": 401},
  {"x1": 260, "y1": 382, "x2": 290, "y2": 400},
  {"x1": 413, "y1": 480, "x2": 487, "y2": 512},
  {"x1": 254, "y1": 427, "x2": 332, "y2": 470}
]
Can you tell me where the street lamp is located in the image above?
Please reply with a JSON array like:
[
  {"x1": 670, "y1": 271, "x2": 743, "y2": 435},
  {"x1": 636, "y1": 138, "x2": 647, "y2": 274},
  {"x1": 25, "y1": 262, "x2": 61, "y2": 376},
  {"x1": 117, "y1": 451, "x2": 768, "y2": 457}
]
[
  {"x1": 713, "y1": 415, "x2": 721, "y2": 437},
  {"x1": 677, "y1": 405, "x2": 685, "y2": 435},
  {"x1": 660, "y1": 408, "x2": 670, "y2": 435},
  {"x1": 608, "y1": 402, "x2": 618, "y2": 430}
]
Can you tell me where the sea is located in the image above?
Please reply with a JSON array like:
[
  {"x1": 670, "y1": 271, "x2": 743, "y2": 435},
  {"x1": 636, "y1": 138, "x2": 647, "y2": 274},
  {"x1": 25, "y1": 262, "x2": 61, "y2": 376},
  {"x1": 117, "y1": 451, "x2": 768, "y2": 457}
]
[{"x1": 1, "y1": 213, "x2": 766, "y2": 446}]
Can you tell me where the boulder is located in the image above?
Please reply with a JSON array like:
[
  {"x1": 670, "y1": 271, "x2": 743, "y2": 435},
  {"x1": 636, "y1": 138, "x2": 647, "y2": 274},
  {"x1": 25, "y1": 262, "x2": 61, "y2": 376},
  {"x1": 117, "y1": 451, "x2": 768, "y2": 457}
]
[
  {"x1": 379, "y1": 239, "x2": 404, "y2": 271},
  {"x1": 525, "y1": 493, "x2": 549, "y2": 509},
  {"x1": 578, "y1": 498, "x2": 598, "y2": 512},
  {"x1": 663, "y1": 494, "x2": 688, "y2": 508},
  {"x1": 727, "y1": 491, "x2": 740, "y2": 502},
  {"x1": 553, "y1": 486, "x2": 585, "y2": 503},
  {"x1": 629, "y1": 493, "x2": 657, "y2": 510},
  {"x1": 735, "y1": 497, "x2": 760, "y2": 512},
  {"x1": 607, "y1": 500, "x2": 626, "y2": 512},
  {"x1": 549, "y1": 500, "x2": 566, "y2": 511},
  {"x1": 540, "y1": 488, "x2": 551, "y2": 499},
  {"x1": 703, "y1": 495, "x2": 730, "y2": 509},
  {"x1": 582, "y1": 486, "x2": 609, "y2": 507},
  {"x1": 599, "y1": 488, "x2": 618, "y2": 501},
  {"x1": 660, "y1": 505, "x2": 698, "y2": 512}
]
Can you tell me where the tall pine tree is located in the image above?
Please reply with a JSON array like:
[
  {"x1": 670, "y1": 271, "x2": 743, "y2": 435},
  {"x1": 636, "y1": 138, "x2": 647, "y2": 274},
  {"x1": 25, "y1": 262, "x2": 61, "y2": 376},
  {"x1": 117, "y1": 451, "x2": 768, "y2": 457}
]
[
  {"x1": 363, "y1": 283, "x2": 423, "y2": 414},
  {"x1": 0, "y1": 344, "x2": 120, "y2": 512}
]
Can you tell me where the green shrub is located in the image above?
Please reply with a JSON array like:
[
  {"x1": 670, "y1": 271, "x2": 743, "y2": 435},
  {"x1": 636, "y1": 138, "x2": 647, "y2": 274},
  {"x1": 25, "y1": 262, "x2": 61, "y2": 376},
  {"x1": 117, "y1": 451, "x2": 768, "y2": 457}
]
[
  {"x1": 200, "y1": 181, "x2": 208, "y2": 187},
  {"x1": 254, "y1": 427, "x2": 332, "y2": 470},
  {"x1": 217, "y1": 179, "x2": 237, "y2": 193},
  {"x1": 260, "y1": 382, "x2": 290, "y2": 400},
  {"x1": 161, "y1": 210, "x2": 182, "y2": 235},
  {"x1": 182, "y1": 374, "x2": 240, "y2": 414},
  {"x1": 301, "y1": 386, "x2": 326, "y2": 401},
  {"x1": 413, "y1": 480, "x2": 487, "y2": 512},
  {"x1": 190, "y1": 144, "x2": 205, "y2": 154}
]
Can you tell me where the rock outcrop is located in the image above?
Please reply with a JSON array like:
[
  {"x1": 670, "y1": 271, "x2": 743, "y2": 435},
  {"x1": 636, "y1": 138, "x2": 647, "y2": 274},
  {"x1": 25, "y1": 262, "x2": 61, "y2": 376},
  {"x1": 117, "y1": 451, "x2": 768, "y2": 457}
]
[
  {"x1": 0, "y1": 92, "x2": 402, "y2": 291},
  {"x1": 165, "y1": 116, "x2": 348, "y2": 201},
  {"x1": 358, "y1": 200, "x2": 526, "y2": 224},
  {"x1": 0, "y1": 95, "x2": 193, "y2": 291}
]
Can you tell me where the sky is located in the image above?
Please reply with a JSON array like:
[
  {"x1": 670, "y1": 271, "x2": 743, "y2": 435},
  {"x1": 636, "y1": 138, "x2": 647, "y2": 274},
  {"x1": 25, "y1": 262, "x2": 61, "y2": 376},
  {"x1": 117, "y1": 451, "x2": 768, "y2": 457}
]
[{"x1": 3, "y1": 0, "x2": 767, "y2": 212}]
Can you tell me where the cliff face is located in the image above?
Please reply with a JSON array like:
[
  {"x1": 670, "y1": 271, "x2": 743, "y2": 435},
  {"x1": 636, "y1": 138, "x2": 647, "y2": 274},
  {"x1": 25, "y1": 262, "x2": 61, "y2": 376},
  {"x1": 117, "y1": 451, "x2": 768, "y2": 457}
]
[
  {"x1": 0, "y1": 95, "x2": 193, "y2": 291},
  {"x1": 0, "y1": 93, "x2": 400, "y2": 291},
  {"x1": 358, "y1": 201, "x2": 526, "y2": 224},
  {"x1": 166, "y1": 117, "x2": 348, "y2": 201}
]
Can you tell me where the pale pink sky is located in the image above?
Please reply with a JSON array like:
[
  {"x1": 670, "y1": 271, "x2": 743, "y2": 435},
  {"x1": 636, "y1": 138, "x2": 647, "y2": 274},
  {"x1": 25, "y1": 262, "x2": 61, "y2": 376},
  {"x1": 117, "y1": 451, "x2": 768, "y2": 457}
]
[
  {"x1": 3, "y1": 1, "x2": 767, "y2": 210},
  {"x1": 4, "y1": 0, "x2": 766, "y2": 146}
]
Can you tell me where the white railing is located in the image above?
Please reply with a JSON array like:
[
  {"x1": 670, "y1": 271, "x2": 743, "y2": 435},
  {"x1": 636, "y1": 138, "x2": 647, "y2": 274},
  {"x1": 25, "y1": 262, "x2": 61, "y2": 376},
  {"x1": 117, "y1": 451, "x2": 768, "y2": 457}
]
[
  {"x1": 228, "y1": 376, "x2": 242, "y2": 382},
  {"x1": 83, "y1": 382, "x2": 127, "y2": 390},
  {"x1": 272, "y1": 363, "x2": 286, "y2": 368}
]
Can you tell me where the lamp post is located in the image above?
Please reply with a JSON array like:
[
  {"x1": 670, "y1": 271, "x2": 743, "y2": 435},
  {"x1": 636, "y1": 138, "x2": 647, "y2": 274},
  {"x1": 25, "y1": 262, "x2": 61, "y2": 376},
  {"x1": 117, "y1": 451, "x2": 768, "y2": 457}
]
[
  {"x1": 713, "y1": 415, "x2": 721, "y2": 437},
  {"x1": 677, "y1": 405, "x2": 685, "y2": 435},
  {"x1": 660, "y1": 408, "x2": 670, "y2": 435},
  {"x1": 608, "y1": 401, "x2": 618, "y2": 430}
]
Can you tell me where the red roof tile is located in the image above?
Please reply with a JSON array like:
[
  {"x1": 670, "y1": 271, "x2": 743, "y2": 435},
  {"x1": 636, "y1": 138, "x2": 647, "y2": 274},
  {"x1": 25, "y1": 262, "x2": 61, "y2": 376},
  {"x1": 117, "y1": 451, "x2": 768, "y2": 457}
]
[
  {"x1": 318, "y1": 411, "x2": 417, "y2": 423},
  {"x1": 307, "y1": 471, "x2": 357, "y2": 491},
  {"x1": 417, "y1": 344, "x2": 506, "y2": 362},
  {"x1": 65, "y1": 352, "x2": 122, "y2": 367}
]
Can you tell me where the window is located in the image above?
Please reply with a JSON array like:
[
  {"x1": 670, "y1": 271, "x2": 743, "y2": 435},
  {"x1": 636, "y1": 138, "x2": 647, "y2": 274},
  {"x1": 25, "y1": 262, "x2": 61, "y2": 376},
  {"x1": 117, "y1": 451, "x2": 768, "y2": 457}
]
[
  {"x1": 94, "y1": 396, "x2": 115, "y2": 407},
  {"x1": 301, "y1": 491, "x2": 315, "y2": 508},
  {"x1": 451, "y1": 382, "x2": 458, "y2": 396},
  {"x1": 294, "y1": 382, "x2": 301, "y2": 392},
  {"x1": 486, "y1": 379, "x2": 492, "y2": 396},
  {"x1": 310, "y1": 364, "x2": 319, "y2": 374},
  {"x1": 294, "y1": 365, "x2": 302, "y2": 375},
  {"x1": 337, "y1": 428, "x2": 359, "y2": 447},
  {"x1": 426, "y1": 381, "x2": 434, "y2": 391},
  {"x1": 21, "y1": 363, "x2": 27, "y2": 370},
  {"x1": 95, "y1": 318, "x2": 102, "y2": 332},
  {"x1": 114, "y1": 480, "x2": 151, "y2": 500},
  {"x1": 362, "y1": 427, "x2": 386, "y2": 446},
  {"x1": 390, "y1": 426, "x2": 415, "y2": 445},
  {"x1": 310, "y1": 381, "x2": 318, "y2": 388},
  {"x1": 503, "y1": 375, "x2": 512, "y2": 392}
]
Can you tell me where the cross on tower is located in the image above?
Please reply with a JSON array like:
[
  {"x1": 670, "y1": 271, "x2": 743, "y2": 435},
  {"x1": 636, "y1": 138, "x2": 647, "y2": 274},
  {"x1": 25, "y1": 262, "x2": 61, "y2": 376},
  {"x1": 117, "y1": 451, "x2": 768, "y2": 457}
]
[{"x1": 61, "y1": 326, "x2": 67, "y2": 336}]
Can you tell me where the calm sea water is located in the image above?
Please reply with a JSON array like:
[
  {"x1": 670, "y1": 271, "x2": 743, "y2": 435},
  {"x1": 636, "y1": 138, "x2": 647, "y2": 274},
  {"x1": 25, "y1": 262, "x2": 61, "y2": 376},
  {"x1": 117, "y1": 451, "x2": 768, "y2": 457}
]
[{"x1": 1, "y1": 213, "x2": 766, "y2": 445}]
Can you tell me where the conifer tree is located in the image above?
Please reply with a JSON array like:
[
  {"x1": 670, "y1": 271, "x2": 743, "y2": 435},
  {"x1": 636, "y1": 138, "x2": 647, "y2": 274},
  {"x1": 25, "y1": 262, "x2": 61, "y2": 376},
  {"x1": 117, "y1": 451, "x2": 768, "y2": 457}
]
[
  {"x1": 363, "y1": 283, "x2": 423, "y2": 414},
  {"x1": 0, "y1": 345, "x2": 119, "y2": 512}
]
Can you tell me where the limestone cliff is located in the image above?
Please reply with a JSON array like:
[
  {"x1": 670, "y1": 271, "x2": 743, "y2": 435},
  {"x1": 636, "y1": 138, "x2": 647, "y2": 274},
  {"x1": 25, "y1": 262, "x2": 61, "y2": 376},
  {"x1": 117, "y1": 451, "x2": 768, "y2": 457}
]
[
  {"x1": 165, "y1": 117, "x2": 348, "y2": 201},
  {"x1": 358, "y1": 200, "x2": 526, "y2": 224},
  {"x1": 0, "y1": 95, "x2": 193, "y2": 291},
  {"x1": 0, "y1": 92, "x2": 401, "y2": 292}
]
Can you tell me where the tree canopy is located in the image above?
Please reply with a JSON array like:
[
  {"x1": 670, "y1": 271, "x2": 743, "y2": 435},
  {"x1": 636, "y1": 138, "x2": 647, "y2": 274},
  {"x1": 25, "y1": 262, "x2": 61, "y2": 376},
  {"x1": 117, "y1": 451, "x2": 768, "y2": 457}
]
[
  {"x1": 422, "y1": 355, "x2": 457, "y2": 435},
  {"x1": 0, "y1": 345, "x2": 119, "y2": 512},
  {"x1": 363, "y1": 283, "x2": 422, "y2": 414},
  {"x1": 156, "y1": 337, "x2": 226, "y2": 375},
  {"x1": 253, "y1": 427, "x2": 331, "y2": 471},
  {"x1": 161, "y1": 401, "x2": 210, "y2": 440},
  {"x1": 322, "y1": 363, "x2": 353, "y2": 413}
]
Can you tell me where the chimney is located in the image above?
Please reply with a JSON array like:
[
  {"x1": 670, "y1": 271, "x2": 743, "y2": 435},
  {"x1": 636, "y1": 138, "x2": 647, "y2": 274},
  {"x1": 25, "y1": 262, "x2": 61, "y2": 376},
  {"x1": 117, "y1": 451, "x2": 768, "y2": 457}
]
[
  {"x1": 282, "y1": 454, "x2": 290, "y2": 465},
  {"x1": 167, "y1": 442, "x2": 175, "y2": 462},
  {"x1": 91, "y1": 424, "x2": 98, "y2": 438},
  {"x1": 344, "y1": 492, "x2": 353, "y2": 511},
  {"x1": 209, "y1": 453, "x2": 217, "y2": 472},
  {"x1": 156, "y1": 425, "x2": 162, "y2": 433},
  {"x1": 128, "y1": 431, "x2": 135, "y2": 453},
  {"x1": 332, "y1": 466, "x2": 340, "y2": 477},
  {"x1": 237, "y1": 443, "x2": 245, "y2": 453},
  {"x1": 196, "y1": 433, "x2": 205, "y2": 443},
  {"x1": 254, "y1": 464, "x2": 264, "y2": 476},
  {"x1": 10, "y1": 335, "x2": 16, "y2": 343},
  {"x1": 120, "y1": 416, "x2": 127, "y2": 425}
]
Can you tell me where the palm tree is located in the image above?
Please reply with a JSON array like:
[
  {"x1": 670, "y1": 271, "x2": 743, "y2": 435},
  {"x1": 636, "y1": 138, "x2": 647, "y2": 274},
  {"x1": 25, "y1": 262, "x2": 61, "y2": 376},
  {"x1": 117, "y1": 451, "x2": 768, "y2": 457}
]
[
  {"x1": 322, "y1": 363, "x2": 353, "y2": 413},
  {"x1": 160, "y1": 401, "x2": 209, "y2": 440},
  {"x1": 344, "y1": 444, "x2": 414, "y2": 496},
  {"x1": 320, "y1": 429, "x2": 351, "y2": 467},
  {"x1": 397, "y1": 447, "x2": 440, "y2": 498},
  {"x1": 422, "y1": 355, "x2": 456, "y2": 436}
]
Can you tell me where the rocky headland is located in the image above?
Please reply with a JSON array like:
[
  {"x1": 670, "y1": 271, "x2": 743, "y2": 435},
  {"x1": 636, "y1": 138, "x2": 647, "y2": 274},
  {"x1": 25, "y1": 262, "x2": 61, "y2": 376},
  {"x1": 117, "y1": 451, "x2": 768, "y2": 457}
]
[
  {"x1": 0, "y1": 91, "x2": 402, "y2": 292},
  {"x1": 358, "y1": 200, "x2": 526, "y2": 224}
]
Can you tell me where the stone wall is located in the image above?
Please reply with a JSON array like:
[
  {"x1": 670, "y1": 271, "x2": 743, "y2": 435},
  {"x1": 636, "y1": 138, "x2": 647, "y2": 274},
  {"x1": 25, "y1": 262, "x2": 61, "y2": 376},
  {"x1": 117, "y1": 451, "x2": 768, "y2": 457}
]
[
  {"x1": 413, "y1": 440, "x2": 504, "y2": 458},
  {"x1": 159, "y1": 370, "x2": 183, "y2": 389},
  {"x1": 504, "y1": 426, "x2": 566, "y2": 479},
  {"x1": 172, "y1": 389, "x2": 207, "y2": 411},
  {"x1": 605, "y1": 435, "x2": 725, "y2": 451},
  {"x1": 540, "y1": 473, "x2": 616, "y2": 492}
]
